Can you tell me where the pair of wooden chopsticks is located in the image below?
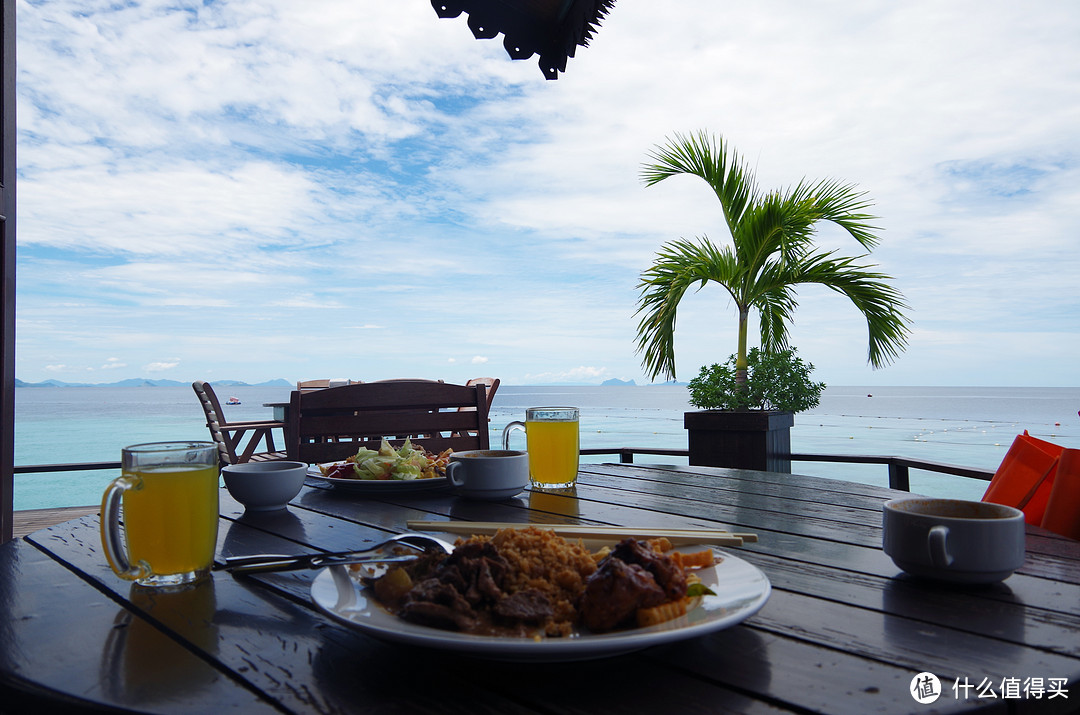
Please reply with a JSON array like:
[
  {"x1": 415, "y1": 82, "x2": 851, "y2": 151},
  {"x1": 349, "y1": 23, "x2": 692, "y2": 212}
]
[{"x1": 405, "y1": 520, "x2": 757, "y2": 547}]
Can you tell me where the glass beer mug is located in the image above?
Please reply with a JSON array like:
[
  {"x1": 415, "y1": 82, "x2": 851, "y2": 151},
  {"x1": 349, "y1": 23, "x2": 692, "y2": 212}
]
[
  {"x1": 100, "y1": 441, "x2": 220, "y2": 587},
  {"x1": 502, "y1": 407, "x2": 579, "y2": 489}
]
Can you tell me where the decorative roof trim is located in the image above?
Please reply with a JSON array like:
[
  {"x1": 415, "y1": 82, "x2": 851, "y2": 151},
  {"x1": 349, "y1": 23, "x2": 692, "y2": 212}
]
[{"x1": 432, "y1": 0, "x2": 617, "y2": 79}]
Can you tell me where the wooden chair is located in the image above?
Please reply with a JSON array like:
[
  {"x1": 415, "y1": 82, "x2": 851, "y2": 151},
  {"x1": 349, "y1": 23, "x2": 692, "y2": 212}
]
[
  {"x1": 286, "y1": 380, "x2": 489, "y2": 464},
  {"x1": 465, "y1": 377, "x2": 500, "y2": 412},
  {"x1": 371, "y1": 378, "x2": 444, "y2": 384},
  {"x1": 192, "y1": 380, "x2": 288, "y2": 467},
  {"x1": 453, "y1": 377, "x2": 499, "y2": 437}
]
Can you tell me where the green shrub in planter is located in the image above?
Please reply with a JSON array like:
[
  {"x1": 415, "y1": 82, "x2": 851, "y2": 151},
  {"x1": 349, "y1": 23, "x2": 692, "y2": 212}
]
[{"x1": 688, "y1": 347, "x2": 825, "y2": 412}]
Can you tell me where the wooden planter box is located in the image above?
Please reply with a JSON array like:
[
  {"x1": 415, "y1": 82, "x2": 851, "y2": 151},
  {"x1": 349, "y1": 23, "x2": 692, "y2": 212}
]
[{"x1": 684, "y1": 410, "x2": 794, "y2": 473}]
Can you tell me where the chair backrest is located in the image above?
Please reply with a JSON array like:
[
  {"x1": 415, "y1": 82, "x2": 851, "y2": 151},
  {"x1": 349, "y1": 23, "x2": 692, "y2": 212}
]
[
  {"x1": 192, "y1": 380, "x2": 236, "y2": 466},
  {"x1": 465, "y1": 377, "x2": 500, "y2": 411},
  {"x1": 371, "y1": 378, "x2": 444, "y2": 384},
  {"x1": 287, "y1": 380, "x2": 489, "y2": 464}
]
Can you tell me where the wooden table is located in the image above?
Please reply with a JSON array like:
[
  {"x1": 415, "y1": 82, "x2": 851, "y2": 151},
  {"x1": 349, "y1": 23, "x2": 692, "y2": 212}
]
[
  {"x1": 263, "y1": 400, "x2": 288, "y2": 422},
  {"x1": 2, "y1": 463, "x2": 1078, "y2": 713}
]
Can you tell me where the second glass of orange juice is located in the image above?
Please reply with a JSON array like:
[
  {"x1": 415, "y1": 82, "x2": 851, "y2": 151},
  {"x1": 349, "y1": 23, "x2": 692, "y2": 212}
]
[{"x1": 502, "y1": 407, "x2": 579, "y2": 488}]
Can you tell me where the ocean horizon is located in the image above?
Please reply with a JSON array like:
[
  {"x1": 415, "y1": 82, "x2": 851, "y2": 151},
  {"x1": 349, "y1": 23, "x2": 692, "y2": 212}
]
[{"x1": 13, "y1": 384, "x2": 1080, "y2": 511}]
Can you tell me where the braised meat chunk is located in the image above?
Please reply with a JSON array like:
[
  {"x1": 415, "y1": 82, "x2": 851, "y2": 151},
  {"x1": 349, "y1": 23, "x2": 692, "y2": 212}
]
[
  {"x1": 493, "y1": 589, "x2": 553, "y2": 625},
  {"x1": 611, "y1": 538, "x2": 688, "y2": 600},
  {"x1": 396, "y1": 540, "x2": 510, "y2": 631},
  {"x1": 437, "y1": 540, "x2": 508, "y2": 607},
  {"x1": 398, "y1": 578, "x2": 478, "y2": 631},
  {"x1": 580, "y1": 556, "x2": 666, "y2": 632},
  {"x1": 383, "y1": 532, "x2": 579, "y2": 635}
]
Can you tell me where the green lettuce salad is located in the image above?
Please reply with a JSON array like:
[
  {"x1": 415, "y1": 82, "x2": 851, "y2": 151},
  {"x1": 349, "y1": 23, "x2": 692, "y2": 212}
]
[{"x1": 342, "y1": 438, "x2": 446, "y2": 481}]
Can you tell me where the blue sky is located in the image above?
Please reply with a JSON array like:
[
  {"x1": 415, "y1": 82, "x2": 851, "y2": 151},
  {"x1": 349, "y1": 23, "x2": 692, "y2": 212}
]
[{"x1": 14, "y1": 1, "x2": 1080, "y2": 387}]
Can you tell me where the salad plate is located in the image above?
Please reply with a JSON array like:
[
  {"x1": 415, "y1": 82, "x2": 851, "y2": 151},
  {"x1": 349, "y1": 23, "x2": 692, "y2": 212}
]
[
  {"x1": 310, "y1": 546, "x2": 771, "y2": 662},
  {"x1": 307, "y1": 463, "x2": 449, "y2": 493}
]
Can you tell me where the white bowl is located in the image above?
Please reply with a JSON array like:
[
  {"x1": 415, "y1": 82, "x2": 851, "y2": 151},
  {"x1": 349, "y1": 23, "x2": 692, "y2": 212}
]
[{"x1": 222, "y1": 461, "x2": 307, "y2": 511}]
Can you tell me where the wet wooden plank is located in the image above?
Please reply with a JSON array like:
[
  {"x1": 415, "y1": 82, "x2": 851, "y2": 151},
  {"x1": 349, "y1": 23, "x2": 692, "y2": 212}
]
[
  {"x1": 11, "y1": 505, "x2": 98, "y2": 538},
  {"x1": 0, "y1": 539, "x2": 278, "y2": 713}
]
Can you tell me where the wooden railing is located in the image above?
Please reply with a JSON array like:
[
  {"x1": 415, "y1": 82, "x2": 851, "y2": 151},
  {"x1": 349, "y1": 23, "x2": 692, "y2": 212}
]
[
  {"x1": 16, "y1": 450, "x2": 996, "y2": 494},
  {"x1": 579, "y1": 447, "x2": 995, "y2": 491},
  {"x1": 14, "y1": 461, "x2": 121, "y2": 474},
  {"x1": 787, "y1": 452, "x2": 994, "y2": 491},
  {"x1": 580, "y1": 447, "x2": 689, "y2": 463}
]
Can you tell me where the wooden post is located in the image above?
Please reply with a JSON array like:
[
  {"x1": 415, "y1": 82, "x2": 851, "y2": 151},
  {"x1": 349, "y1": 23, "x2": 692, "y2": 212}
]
[
  {"x1": 888, "y1": 463, "x2": 910, "y2": 492},
  {"x1": 1, "y1": 0, "x2": 16, "y2": 544}
]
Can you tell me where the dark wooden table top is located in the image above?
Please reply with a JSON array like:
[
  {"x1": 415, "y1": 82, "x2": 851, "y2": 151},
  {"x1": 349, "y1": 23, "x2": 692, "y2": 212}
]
[{"x1": 2, "y1": 463, "x2": 1078, "y2": 714}]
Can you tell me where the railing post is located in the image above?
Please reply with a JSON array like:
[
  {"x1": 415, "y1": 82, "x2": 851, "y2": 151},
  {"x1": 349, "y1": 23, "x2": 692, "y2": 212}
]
[
  {"x1": 620, "y1": 449, "x2": 633, "y2": 464},
  {"x1": 889, "y1": 463, "x2": 910, "y2": 492}
]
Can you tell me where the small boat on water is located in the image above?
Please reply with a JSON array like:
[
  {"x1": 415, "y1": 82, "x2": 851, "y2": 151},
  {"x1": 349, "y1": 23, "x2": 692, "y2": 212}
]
[{"x1": 226, "y1": 396, "x2": 241, "y2": 405}]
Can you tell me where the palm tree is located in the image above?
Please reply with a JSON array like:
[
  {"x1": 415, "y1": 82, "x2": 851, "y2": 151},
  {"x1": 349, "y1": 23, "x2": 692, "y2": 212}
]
[{"x1": 635, "y1": 130, "x2": 911, "y2": 394}]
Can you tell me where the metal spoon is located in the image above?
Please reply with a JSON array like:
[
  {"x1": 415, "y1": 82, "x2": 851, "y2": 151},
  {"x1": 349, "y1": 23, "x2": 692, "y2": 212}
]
[{"x1": 218, "y1": 532, "x2": 454, "y2": 574}]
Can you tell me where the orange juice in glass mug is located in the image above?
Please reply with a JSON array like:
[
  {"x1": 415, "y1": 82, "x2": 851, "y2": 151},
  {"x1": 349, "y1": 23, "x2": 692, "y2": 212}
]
[
  {"x1": 101, "y1": 441, "x2": 219, "y2": 587},
  {"x1": 502, "y1": 407, "x2": 579, "y2": 488}
]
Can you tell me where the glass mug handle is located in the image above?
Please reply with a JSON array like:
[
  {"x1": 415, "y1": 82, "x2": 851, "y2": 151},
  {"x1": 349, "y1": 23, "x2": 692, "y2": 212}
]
[
  {"x1": 502, "y1": 421, "x2": 526, "y2": 450},
  {"x1": 100, "y1": 475, "x2": 150, "y2": 582}
]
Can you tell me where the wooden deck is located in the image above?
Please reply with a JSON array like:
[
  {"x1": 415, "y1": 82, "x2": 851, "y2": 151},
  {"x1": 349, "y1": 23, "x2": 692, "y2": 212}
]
[{"x1": 12, "y1": 506, "x2": 98, "y2": 538}]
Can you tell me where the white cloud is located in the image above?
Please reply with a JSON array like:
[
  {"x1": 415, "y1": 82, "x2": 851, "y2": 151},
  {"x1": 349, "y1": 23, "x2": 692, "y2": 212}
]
[{"x1": 13, "y1": 1, "x2": 1080, "y2": 387}]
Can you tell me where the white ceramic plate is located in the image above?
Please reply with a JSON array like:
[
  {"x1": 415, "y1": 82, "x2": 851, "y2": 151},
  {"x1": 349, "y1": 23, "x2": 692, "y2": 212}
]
[
  {"x1": 307, "y1": 463, "x2": 449, "y2": 493},
  {"x1": 310, "y1": 546, "x2": 771, "y2": 661}
]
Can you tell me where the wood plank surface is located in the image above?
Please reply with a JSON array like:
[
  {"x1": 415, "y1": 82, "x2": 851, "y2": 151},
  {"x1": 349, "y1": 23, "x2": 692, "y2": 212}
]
[
  {"x1": 0, "y1": 539, "x2": 279, "y2": 714},
  {"x1": 11, "y1": 505, "x2": 97, "y2": 537}
]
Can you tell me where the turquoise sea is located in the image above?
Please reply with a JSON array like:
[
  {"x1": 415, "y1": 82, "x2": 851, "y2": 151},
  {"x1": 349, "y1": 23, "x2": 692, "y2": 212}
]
[{"x1": 13, "y1": 384, "x2": 1080, "y2": 510}]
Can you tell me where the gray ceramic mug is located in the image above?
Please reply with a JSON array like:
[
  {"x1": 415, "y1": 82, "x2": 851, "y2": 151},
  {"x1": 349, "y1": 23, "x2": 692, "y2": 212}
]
[
  {"x1": 882, "y1": 498, "x2": 1025, "y2": 584},
  {"x1": 445, "y1": 450, "x2": 529, "y2": 501}
]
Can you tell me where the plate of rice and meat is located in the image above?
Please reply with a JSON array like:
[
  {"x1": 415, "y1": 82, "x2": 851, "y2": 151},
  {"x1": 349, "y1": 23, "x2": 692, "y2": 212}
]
[{"x1": 310, "y1": 526, "x2": 771, "y2": 661}]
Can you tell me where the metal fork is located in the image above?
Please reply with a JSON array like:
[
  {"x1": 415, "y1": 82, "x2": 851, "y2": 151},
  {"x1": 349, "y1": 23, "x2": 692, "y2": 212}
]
[{"x1": 217, "y1": 532, "x2": 454, "y2": 574}]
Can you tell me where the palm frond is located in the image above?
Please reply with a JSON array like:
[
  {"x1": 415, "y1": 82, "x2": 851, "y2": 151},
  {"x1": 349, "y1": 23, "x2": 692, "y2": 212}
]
[
  {"x1": 634, "y1": 237, "x2": 740, "y2": 380},
  {"x1": 795, "y1": 178, "x2": 882, "y2": 250},
  {"x1": 778, "y1": 252, "x2": 912, "y2": 368},
  {"x1": 734, "y1": 195, "x2": 812, "y2": 274},
  {"x1": 640, "y1": 130, "x2": 757, "y2": 232},
  {"x1": 755, "y1": 283, "x2": 797, "y2": 353}
]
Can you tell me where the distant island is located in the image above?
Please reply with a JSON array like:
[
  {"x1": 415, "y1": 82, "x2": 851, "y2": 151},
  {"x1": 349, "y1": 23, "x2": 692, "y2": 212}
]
[{"x1": 14, "y1": 378, "x2": 293, "y2": 388}]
